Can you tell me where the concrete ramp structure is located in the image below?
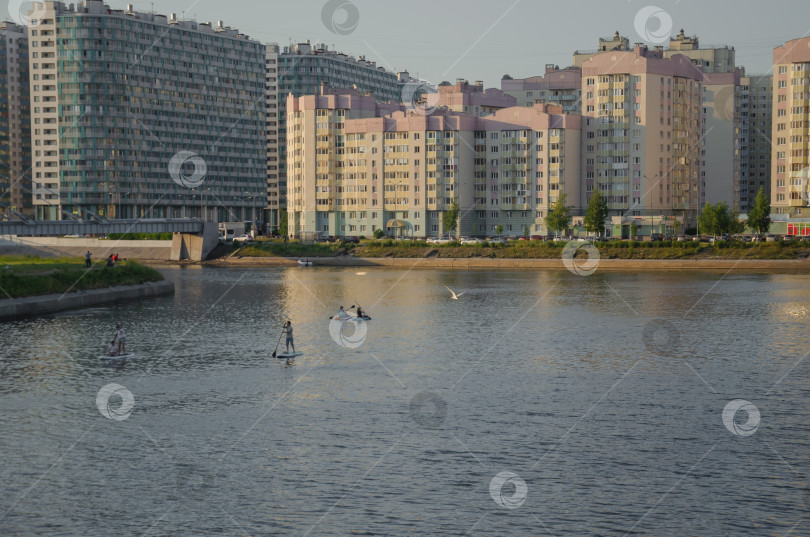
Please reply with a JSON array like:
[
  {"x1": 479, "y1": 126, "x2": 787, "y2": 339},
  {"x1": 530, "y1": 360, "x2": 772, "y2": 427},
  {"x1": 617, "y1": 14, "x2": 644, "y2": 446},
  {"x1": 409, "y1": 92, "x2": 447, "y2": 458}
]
[{"x1": 170, "y1": 222, "x2": 220, "y2": 261}]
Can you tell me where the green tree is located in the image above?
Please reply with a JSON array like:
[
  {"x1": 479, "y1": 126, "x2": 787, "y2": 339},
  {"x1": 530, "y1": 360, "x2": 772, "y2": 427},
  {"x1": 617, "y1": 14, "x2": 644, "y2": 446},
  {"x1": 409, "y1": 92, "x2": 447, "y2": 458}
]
[
  {"x1": 495, "y1": 224, "x2": 503, "y2": 237},
  {"x1": 544, "y1": 194, "x2": 573, "y2": 238},
  {"x1": 729, "y1": 210, "x2": 746, "y2": 235},
  {"x1": 629, "y1": 222, "x2": 638, "y2": 240},
  {"x1": 584, "y1": 190, "x2": 609, "y2": 237},
  {"x1": 673, "y1": 219, "x2": 682, "y2": 235},
  {"x1": 373, "y1": 228, "x2": 385, "y2": 239},
  {"x1": 279, "y1": 211, "x2": 288, "y2": 238},
  {"x1": 747, "y1": 187, "x2": 771, "y2": 235},
  {"x1": 698, "y1": 203, "x2": 715, "y2": 236},
  {"x1": 523, "y1": 225, "x2": 530, "y2": 238},
  {"x1": 442, "y1": 200, "x2": 460, "y2": 238},
  {"x1": 699, "y1": 202, "x2": 731, "y2": 237}
]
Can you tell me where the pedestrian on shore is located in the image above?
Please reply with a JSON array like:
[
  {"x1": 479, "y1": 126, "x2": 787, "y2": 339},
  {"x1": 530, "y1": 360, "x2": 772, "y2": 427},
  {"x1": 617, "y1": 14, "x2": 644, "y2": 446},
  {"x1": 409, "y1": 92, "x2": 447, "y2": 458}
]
[
  {"x1": 85, "y1": 251, "x2": 92, "y2": 268},
  {"x1": 115, "y1": 324, "x2": 126, "y2": 355},
  {"x1": 106, "y1": 254, "x2": 114, "y2": 267},
  {"x1": 283, "y1": 320, "x2": 294, "y2": 354}
]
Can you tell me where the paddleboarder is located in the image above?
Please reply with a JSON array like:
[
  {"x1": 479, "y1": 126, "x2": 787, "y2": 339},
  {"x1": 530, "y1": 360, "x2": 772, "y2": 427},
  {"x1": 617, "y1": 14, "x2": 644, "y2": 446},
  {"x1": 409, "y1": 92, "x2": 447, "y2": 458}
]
[{"x1": 283, "y1": 320, "x2": 295, "y2": 355}]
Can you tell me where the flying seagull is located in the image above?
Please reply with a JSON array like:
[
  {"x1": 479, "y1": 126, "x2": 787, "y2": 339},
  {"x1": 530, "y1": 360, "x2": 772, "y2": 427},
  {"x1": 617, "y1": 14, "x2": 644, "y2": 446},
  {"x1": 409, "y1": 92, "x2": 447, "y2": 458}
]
[{"x1": 445, "y1": 286, "x2": 465, "y2": 300}]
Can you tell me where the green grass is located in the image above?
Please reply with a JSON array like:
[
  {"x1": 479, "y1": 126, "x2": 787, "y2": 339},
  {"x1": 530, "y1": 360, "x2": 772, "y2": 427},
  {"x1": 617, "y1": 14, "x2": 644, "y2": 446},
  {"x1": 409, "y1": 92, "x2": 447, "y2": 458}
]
[
  {"x1": 107, "y1": 233, "x2": 174, "y2": 240},
  {"x1": 0, "y1": 258, "x2": 164, "y2": 299},
  {"x1": 219, "y1": 238, "x2": 810, "y2": 261}
]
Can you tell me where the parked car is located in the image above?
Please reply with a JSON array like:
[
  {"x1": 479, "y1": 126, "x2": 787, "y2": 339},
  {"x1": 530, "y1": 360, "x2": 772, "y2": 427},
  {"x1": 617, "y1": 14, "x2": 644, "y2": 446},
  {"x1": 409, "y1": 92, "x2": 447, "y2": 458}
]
[
  {"x1": 233, "y1": 235, "x2": 254, "y2": 243},
  {"x1": 342, "y1": 236, "x2": 360, "y2": 244},
  {"x1": 765, "y1": 234, "x2": 779, "y2": 242},
  {"x1": 676, "y1": 235, "x2": 688, "y2": 242},
  {"x1": 650, "y1": 233, "x2": 664, "y2": 242},
  {"x1": 529, "y1": 235, "x2": 544, "y2": 241},
  {"x1": 486, "y1": 237, "x2": 507, "y2": 244},
  {"x1": 461, "y1": 237, "x2": 484, "y2": 245}
]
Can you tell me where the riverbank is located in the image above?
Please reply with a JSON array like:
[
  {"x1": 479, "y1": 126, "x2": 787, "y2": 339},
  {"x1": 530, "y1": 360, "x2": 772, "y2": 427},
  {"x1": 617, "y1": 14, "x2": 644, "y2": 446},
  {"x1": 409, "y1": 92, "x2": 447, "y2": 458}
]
[
  {"x1": 209, "y1": 255, "x2": 810, "y2": 272},
  {"x1": 234, "y1": 239, "x2": 810, "y2": 261},
  {"x1": 0, "y1": 256, "x2": 166, "y2": 298},
  {"x1": 0, "y1": 280, "x2": 174, "y2": 321}
]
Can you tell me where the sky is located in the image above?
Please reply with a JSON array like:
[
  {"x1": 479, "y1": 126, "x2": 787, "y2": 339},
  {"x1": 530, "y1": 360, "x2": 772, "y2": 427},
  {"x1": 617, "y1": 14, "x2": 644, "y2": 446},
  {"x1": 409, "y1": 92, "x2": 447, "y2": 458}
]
[{"x1": 53, "y1": 0, "x2": 810, "y2": 87}]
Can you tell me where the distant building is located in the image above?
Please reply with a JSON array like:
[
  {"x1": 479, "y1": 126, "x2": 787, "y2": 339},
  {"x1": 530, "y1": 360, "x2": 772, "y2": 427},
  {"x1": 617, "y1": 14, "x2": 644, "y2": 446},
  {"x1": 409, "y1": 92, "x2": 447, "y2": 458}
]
[
  {"x1": 286, "y1": 87, "x2": 581, "y2": 240},
  {"x1": 435, "y1": 79, "x2": 517, "y2": 116},
  {"x1": 501, "y1": 65, "x2": 583, "y2": 115},
  {"x1": 29, "y1": 0, "x2": 266, "y2": 222},
  {"x1": 580, "y1": 45, "x2": 703, "y2": 233},
  {"x1": 664, "y1": 30, "x2": 741, "y2": 210},
  {"x1": 265, "y1": 41, "x2": 403, "y2": 229},
  {"x1": 0, "y1": 21, "x2": 31, "y2": 215},
  {"x1": 739, "y1": 72, "x2": 773, "y2": 211},
  {"x1": 573, "y1": 31, "x2": 630, "y2": 67},
  {"x1": 771, "y1": 36, "x2": 810, "y2": 215}
]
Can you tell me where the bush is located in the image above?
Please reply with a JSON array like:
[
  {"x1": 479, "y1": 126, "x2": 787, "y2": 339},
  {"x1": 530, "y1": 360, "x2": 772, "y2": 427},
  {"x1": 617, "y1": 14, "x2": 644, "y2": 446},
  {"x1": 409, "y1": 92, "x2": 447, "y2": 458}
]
[
  {"x1": 382, "y1": 239, "x2": 394, "y2": 247},
  {"x1": 108, "y1": 233, "x2": 173, "y2": 240},
  {"x1": 373, "y1": 229, "x2": 385, "y2": 239}
]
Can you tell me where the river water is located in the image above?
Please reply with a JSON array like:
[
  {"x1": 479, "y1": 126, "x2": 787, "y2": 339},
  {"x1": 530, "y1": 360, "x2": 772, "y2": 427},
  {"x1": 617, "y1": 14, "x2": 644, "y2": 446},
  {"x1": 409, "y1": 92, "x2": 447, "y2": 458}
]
[{"x1": 1, "y1": 266, "x2": 809, "y2": 536}]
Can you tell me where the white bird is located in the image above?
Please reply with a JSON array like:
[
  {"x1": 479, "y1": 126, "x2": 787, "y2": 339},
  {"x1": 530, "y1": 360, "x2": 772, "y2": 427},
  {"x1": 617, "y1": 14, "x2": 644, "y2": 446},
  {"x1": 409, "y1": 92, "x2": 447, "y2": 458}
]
[{"x1": 445, "y1": 286, "x2": 465, "y2": 300}]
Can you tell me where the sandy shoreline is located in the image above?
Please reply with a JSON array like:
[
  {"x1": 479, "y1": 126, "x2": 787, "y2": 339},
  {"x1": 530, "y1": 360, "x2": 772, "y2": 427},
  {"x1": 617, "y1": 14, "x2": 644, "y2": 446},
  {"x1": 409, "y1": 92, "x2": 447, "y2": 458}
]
[{"x1": 195, "y1": 256, "x2": 810, "y2": 272}]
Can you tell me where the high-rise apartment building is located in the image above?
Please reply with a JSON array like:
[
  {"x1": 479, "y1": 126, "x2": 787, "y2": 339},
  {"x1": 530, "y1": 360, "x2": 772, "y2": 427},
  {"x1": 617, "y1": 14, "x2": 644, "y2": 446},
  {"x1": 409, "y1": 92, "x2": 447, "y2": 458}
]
[
  {"x1": 771, "y1": 36, "x2": 810, "y2": 215},
  {"x1": 286, "y1": 87, "x2": 581, "y2": 240},
  {"x1": 29, "y1": 0, "x2": 266, "y2": 222},
  {"x1": 0, "y1": 21, "x2": 31, "y2": 215},
  {"x1": 435, "y1": 79, "x2": 517, "y2": 116},
  {"x1": 501, "y1": 65, "x2": 583, "y2": 114},
  {"x1": 580, "y1": 45, "x2": 703, "y2": 230},
  {"x1": 739, "y1": 72, "x2": 773, "y2": 211},
  {"x1": 265, "y1": 42, "x2": 403, "y2": 229},
  {"x1": 664, "y1": 31, "x2": 741, "y2": 209}
]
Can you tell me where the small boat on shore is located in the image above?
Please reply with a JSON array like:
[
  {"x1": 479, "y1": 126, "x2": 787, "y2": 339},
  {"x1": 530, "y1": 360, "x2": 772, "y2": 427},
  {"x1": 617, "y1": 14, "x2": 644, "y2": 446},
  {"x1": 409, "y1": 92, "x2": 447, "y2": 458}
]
[{"x1": 298, "y1": 259, "x2": 313, "y2": 267}]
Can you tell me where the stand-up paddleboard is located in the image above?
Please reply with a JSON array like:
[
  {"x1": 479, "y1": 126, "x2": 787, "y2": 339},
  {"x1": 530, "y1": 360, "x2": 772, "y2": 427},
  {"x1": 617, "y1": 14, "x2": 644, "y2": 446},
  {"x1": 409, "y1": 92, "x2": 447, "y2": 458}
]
[
  {"x1": 276, "y1": 351, "x2": 303, "y2": 359},
  {"x1": 99, "y1": 353, "x2": 135, "y2": 361}
]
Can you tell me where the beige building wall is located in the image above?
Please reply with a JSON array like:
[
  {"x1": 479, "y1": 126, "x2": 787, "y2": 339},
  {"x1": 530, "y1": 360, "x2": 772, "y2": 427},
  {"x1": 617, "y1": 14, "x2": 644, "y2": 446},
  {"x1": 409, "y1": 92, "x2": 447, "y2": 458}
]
[
  {"x1": 771, "y1": 36, "x2": 810, "y2": 214},
  {"x1": 581, "y1": 46, "x2": 703, "y2": 228},
  {"x1": 286, "y1": 87, "x2": 581, "y2": 239}
]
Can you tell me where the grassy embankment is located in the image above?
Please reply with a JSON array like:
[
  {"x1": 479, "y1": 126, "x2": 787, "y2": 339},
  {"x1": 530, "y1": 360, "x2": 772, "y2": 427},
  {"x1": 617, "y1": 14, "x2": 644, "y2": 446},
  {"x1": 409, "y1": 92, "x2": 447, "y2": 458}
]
[
  {"x1": 0, "y1": 255, "x2": 164, "y2": 299},
  {"x1": 232, "y1": 239, "x2": 810, "y2": 261}
]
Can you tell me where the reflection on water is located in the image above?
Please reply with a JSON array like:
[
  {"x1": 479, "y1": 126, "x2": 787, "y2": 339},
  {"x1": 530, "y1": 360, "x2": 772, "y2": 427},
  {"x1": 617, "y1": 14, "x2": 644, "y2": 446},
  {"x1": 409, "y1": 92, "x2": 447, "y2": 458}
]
[{"x1": 1, "y1": 266, "x2": 809, "y2": 536}]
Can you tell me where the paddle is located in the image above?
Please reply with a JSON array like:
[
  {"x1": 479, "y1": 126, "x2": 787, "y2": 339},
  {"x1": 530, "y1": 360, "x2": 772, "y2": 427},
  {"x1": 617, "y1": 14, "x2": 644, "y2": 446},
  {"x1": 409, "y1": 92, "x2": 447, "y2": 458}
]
[{"x1": 271, "y1": 325, "x2": 286, "y2": 358}]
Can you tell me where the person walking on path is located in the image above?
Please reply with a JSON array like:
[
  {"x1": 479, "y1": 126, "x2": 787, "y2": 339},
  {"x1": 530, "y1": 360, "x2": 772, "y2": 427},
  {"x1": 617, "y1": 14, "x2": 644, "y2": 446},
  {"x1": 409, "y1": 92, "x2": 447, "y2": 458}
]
[
  {"x1": 283, "y1": 321, "x2": 294, "y2": 354},
  {"x1": 85, "y1": 251, "x2": 92, "y2": 268}
]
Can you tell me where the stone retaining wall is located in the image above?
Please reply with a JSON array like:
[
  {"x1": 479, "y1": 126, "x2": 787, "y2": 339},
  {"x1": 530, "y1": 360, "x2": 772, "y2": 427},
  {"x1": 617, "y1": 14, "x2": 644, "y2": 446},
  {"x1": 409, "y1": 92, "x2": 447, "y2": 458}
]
[{"x1": 0, "y1": 280, "x2": 175, "y2": 322}]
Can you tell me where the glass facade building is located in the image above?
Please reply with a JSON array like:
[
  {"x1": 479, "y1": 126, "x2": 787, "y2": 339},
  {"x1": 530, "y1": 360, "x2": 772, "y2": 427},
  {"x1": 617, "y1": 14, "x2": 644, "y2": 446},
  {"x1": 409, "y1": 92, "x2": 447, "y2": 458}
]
[{"x1": 30, "y1": 0, "x2": 266, "y2": 222}]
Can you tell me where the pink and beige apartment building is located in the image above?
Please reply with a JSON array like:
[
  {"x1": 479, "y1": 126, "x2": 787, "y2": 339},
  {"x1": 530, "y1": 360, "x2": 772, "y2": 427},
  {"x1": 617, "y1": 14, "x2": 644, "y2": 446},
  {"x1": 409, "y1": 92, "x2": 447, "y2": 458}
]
[
  {"x1": 771, "y1": 36, "x2": 810, "y2": 214},
  {"x1": 286, "y1": 87, "x2": 580, "y2": 239},
  {"x1": 580, "y1": 45, "x2": 703, "y2": 228}
]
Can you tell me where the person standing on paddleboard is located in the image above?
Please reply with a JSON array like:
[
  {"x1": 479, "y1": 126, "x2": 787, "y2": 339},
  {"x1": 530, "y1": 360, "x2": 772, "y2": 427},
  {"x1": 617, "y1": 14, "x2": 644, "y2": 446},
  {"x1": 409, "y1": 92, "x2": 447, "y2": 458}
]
[
  {"x1": 283, "y1": 321, "x2": 294, "y2": 354},
  {"x1": 116, "y1": 324, "x2": 126, "y2": 355}
]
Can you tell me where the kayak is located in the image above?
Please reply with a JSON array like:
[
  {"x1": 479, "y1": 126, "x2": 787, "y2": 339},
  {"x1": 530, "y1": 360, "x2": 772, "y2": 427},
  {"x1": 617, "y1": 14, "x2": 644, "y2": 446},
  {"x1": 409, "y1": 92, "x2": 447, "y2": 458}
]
[{"x1": 331, "y1": 314, "x2": 371, "y2": 321}]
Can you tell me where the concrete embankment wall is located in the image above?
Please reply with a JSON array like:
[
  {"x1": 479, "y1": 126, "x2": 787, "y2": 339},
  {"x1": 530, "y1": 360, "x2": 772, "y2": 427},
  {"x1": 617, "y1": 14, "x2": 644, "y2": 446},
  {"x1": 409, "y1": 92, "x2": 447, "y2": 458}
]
[
  {"x1": 214, "y1": 256, "x2": 810, "y2": 272},
  {"x1": 0, "y1": 236, "x2": 173, "y2": 260},
  {"x1": 0, "y1": 280, "x2": 174, "y2": 322}
]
